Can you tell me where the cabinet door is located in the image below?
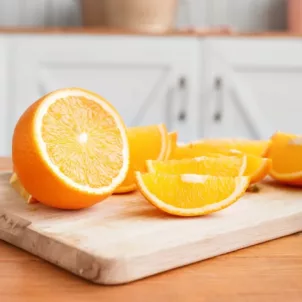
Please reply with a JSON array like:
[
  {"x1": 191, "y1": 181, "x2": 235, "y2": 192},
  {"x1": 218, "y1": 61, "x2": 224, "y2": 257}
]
[
  {"x1": 201, "y1": 38, "x2": 302, "y2": 140},
  {"x1": 9, "y1": 35, "x2": 199, "y2": 145},
  {"x1": 0, "y1": 36, "x2": 9, "y2": 156}
]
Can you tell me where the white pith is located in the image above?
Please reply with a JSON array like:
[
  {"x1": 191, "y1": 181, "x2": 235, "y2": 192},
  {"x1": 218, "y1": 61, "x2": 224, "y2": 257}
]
[{"x1": 180, "y1": 174, "x2": 208, "y2": 183}]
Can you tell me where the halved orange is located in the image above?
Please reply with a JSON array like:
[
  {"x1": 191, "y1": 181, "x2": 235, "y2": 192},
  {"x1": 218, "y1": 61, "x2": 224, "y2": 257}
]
[
  {"x1": 146, "y1": 155, "x2": 247, "y2": 177},
  {"x1": 171, "y1": 139, "x2": 270, "y2": 159},
  {"x1": 12, "y1": 87, "x2": 129, "y2": 209},
  {"x1": 136, "y1": 172, "x2": 250, "y2": 216},
  {"x1": 267, "y1": 131, "x2": 302, "y2": 185},
  {"x1": 114, "y1": 124, "x2": 169, "y2": 193}
]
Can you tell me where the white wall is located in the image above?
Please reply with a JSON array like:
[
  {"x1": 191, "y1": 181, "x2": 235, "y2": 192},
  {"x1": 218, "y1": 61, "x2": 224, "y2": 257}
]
[
  {"x1": 0, "y1": 0, "x2": 287, "y2": 32},
  {"x1": 0, "y1": 0, "x2": 82, "y2": 27}
]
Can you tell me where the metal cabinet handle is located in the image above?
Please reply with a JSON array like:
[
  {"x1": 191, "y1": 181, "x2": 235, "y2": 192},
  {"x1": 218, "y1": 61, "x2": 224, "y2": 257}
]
[
  {"x1": 213, "y1": 76, "x2": 223, "y2": 122},
  {"x1": 178, "y1": 76, "x2": 187, "y2": 122}
]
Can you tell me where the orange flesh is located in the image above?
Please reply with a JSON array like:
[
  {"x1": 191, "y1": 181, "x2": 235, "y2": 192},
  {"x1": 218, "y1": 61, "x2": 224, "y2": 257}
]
[
  {"x1": 202, "y1": 139, "x2": 270, "y2": 157},
  {"x1": 138, "y1": 173, "x2": 248, "y2": 210},
  {"x1": 268, "y1": 134, "x2": 302, "y2": 174},
  {"x1": 242, "y1": 155, "x2": 271, "y2": 183},
  {"x1": 147, "y1": 156, "x2": 245, "y2": 177},
  {"x1": 41, "y1": 96, "x2": 124, "y2": 188},
  {"x1": 167, "y1": 131, "x2": 178, "y2": 159},
  {"x1": 171, "y1": 140, "x2": 270, "y2": 159},
  {"x1": 115, "y1": 124, "x2": 168, "y2": 192}
]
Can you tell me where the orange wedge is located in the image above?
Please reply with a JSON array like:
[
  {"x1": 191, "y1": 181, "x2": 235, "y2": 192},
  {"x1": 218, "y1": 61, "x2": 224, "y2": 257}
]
[
  {"x1": 171, "y1": 139, "x2": 270, "y2": 159},
  {"x1": 165, "y1": 131, "x2": 178, "y2": 160},
  {"x1": 202, "y1": 138, "x2": 271, "y2": 157},
  {"x1": 136, "y1": 172, "x2": 250, "y2": 216},
  {"x1": 205, "y1": 152, "x2": 271, "y2": 184},
  {"x1": 12, "y1": 87, "x2": 129, "y2": 209},
  {"x1": 148, "y1": 153, "x2": 270, "y2": 184},
  {"x1": 244, "y1": 154, "x2": 271, "y2": 184},
  {"x1": 115, "y1": 124, "x2": 169, "y2": 193},
  {"x1": 267, "y1": 131, "x2": 302, "y2": 185},
  {"x1": 146, "y1": 155, "x2": 247, "y2": 177}
]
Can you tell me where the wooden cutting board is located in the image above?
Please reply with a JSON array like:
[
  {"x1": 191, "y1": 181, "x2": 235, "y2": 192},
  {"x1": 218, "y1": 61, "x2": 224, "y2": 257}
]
[{"x1": 1, "y1": 171, "x2": 302, "y2": 285}]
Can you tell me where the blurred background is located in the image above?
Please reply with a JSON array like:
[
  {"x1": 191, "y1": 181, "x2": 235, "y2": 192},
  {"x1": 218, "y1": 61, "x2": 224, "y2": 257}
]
[
  {"x1": 0, "y1": 0, "x2": 302, "y2": 155},
  {"x1": 0, "y1": 0, "x2": 288, "y2": 30}
]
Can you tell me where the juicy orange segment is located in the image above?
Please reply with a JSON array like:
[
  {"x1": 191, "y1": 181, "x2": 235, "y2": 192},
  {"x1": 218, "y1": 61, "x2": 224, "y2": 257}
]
[
  {"x1": 136, "y1": 172, "x2": 250, "y2": 216},
  {"x1": 115, "y1": 124, "x2": 169, "y2": 193},
  {"x1": 12, "y1": 87, "x2": 129, "y2": 209},
  {"x1": 170, "y1": 142, "x2": 223, "y2": 159},
  {"x1": 171, "y1": 139, "x2": 270, "y2": 159},
  {"x1": 165, "y1": 131, "x2": 178, "y2": 160},
  {"x1": 146, "y1": 155, "x2": 247, "y2": 177},
  {"x1": 150, "y1": 152, "x2": 270, "y2": 184},
  {"x1": 244, "y1": 154, "x2": 271, "y2": 184},
  {"x1": 202, "y1": 138, "x2": 271, "y2": 157},
  {"x1": 207, "y1": 152, "x2": 271, "y2": 184},
  {"x1": 267, "y1": 131, "x2": 302, "y2": 185}
]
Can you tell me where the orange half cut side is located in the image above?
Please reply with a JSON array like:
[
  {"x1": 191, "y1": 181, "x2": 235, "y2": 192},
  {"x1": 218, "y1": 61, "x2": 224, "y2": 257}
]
[{"x1": 12, "y1": 87, "x2": 129, "y2": 209}]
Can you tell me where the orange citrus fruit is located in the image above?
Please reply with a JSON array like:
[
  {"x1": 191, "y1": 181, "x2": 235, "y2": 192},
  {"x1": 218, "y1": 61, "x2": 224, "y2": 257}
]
[
  {"x1": 267, "y1": 131, "x2": 302, "y2": 185},
  {"x1": 203, "y1": 152, "x2": 271, "y2": 184},
  {"x1": 151, "y1": 151, "x2": 270, "y2": 184},
  {"x1": 12, "y1": 87, "x2": 129, "y2": 209},
  {"x1": 244, "y1": 154, "x2": 271, "y2": 184},
  {"x1": 201, "y1": 138, "x2": 271, "y2": 157},
  {"x1": 114, "y1": 124, "x2": 169, "y2": 193},
  {"x1": 146, "y1": 155, "x2": 247, "y2": 177},
  {"x1": 165, "y1": 131, "x2": 178, "y2": 160},
  {"x1": 171, "y1": 139, "x2": 270, "y2": 159},
  {"x1": 136, "y1": 172, "x2": 250, "y2": 216}
]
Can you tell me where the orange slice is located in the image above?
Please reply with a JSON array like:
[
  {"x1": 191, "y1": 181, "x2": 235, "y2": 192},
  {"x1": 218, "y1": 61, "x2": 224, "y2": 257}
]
[
  {"x1": 148, "y1": 153, "x2": 270, "y2": 184},
  {"x1": 205, "y1": 152, "x2": 271, "y2": 184},
  {"x1": 12, "y1": 87, "x2": 129, "y2": 209},
  {"x1": 244, "y1": 154, "x2": 271, "y2": 184},
  {"x1": 165, "y1": 131, "x2": 178, "y2": 160},
  {"x1": 171, "y1": 139, "x2": 270, "y2": 159},
  {"x1": 146, "y1": 155, "x2": 247, "y2": 177},
  {"x1": 114, "y1": 124, "x2": 169, "y2": 193},
  {"x1": 201, "y1": 138, "x2": 271, "y2": 157},
  {"x1": 267, "y1": 131, "x2": 302, "y2": 185},
  {"x1": 136, "y1": 172, "x2": 250, "y2": 216}
]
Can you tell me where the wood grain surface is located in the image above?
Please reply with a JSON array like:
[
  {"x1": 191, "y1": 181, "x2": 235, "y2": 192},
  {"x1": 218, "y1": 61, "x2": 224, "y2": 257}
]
[{"x1": 0, "y1": 158, "x2": 302, "y2": 301}]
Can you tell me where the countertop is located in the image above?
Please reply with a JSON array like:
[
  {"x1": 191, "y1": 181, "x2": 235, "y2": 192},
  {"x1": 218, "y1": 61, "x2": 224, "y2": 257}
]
[
  {"x1": 0, "y1": 27, "x2": 302, "y2": 38},
  {"x1": 0, "y1": 157, "x2": 302, "y2": 302}
]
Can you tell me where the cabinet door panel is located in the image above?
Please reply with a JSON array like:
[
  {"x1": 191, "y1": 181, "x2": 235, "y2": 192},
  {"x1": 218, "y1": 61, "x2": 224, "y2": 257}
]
[
  {"x1": 11, "y1": 35, "x2": 198, "y2": 145},
  {"x1": 0, "y1": 36, "x2": 9, "y2": 156},
  {"x1": 203, "y1": 38, "x2": 302, "y2": 139},
  {"x1": 38, "y1": 64, "x2": 169, "y2": 127}
]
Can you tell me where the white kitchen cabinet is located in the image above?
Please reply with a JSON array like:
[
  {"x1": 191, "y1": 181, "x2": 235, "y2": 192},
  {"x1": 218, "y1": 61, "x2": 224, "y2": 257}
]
[
  {"x1": 8, "y1": 35, "x2": 200, "y2": 147},
  {"x1": 2, "y1": 33, "x2": 302, "y2": 156},
  {"x1": 0, "y1": 36, "x2": 10, "y2": 156},
  {"x1": 201, "y1": 38, "x2": 302, "y2": 140}
]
